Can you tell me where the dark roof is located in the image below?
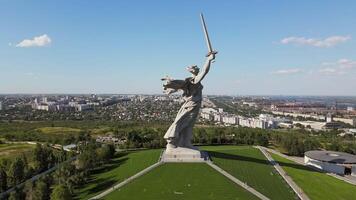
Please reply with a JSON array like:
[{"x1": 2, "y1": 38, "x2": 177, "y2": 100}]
[{"x1": 305, "y1": 150, "x2": 356, "y2": 164}]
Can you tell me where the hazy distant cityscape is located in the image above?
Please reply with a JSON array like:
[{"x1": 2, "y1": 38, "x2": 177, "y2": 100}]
[{"x1": 1, "y1": 94, "x2": 355, "y2": 132}]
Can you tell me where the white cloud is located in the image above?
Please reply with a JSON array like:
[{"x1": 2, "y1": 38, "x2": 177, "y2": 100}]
[
  {"x1": 271, "y1": 68, "x2": 303, "y2": 75},
  {"x1": 16, "y1": 34, "x2": 51, "y2": 47},
  {"x1": 319, "y1": 68, "x2": 337, "y2": 74},
  {"x1": 319, "y1": 58, "x2": 356, "y2": 75},
  {"x1": 280, "y1": 35, "x2": 350, "y2": 48},
  {"x1": 24, "y1": 72, "x2": 39, "y2": 79},
  {"x1": 25, "y1": 72, "x2": 35, "y2": 76}
]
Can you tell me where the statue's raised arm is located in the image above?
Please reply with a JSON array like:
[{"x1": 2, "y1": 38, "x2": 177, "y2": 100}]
[{"x1": 192, "y1": 53, "x2": 216, "y2": 84}]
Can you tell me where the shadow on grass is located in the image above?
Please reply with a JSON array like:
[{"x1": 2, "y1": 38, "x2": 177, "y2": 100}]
[
  {"x1": 90, "y1": 157, "x2": 129, "y2": 175},
  {"x1": 207, "y1": 150, "x2": 318, "y2": 173},
  {"x1": 74, "y1": 152, "x2": 131, "y2": 198},
  {"x1": 88, "y1": 178, "x2": 117, "y2": 194}
]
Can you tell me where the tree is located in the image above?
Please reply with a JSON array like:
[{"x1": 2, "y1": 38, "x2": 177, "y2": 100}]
[
  {"x1": 303, "y1": 138, "x2": 320, "y2": 152},
  {"x1": 33, "y1": 144, "x2": 55, "y2": 172},
  {"x1": 24, "y1": 181, "x2": 34, "y2": 200},
  {"x1": 8, "y1": 188, "x2": 23, "y2": 200},
  {"x1": 76, "y1": 151, "x2": 95, "y2": 171},
  {"x1": 33, "y1": 179, "x2": 50, "y2": 200},
  {"x1": 96, "y1": 144, "x2": 115, "y2": 164},
  {"x1": 8, "y1": 157, "x2": 25, "y2": 186},
  {"x1": 54, "y1": 162, "x2": 77, "y2": 193},
  {"x1": 0, "y1": 165, "x2": 7, "y2": 192},
  {"x1": 50, "y1": 184, "x2": 72, "y2": 200},
  {"x1": 254, "y1": 133, "x2": 269, "y2": 147}
]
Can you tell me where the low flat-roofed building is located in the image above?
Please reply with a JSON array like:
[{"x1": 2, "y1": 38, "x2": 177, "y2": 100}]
[{"x1": 305, "y1": 150, "x2": 356, "y2": 176}]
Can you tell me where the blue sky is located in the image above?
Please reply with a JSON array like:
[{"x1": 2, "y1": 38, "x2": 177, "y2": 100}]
[{"x1": 1, "y1": 0, "x2": 356, "y2": 95}]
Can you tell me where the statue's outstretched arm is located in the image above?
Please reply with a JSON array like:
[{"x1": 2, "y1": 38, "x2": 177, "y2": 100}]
[{"x1": 193, "y1": 53, "x2": 215, "y2": 84}]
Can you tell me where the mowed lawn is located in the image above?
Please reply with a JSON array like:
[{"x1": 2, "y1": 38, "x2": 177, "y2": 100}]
[
  {"x1": 0, "y1": 143, "x2": 35, "y2": 159},
  {"x1": 271, "y1": 153, "x2": 356, "y2": 200},
  {"x1": 201, "y1": 146, "x2": 296, "y2": 200},
  {"x1": 75, "y1": 149, "x2": 161, "y2": 199},
  {"x1": 104, "y1": 163, "x2": 259, "y2": 200}
]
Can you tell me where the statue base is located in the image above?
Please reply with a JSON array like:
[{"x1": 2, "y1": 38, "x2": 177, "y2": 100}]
[{"x1": 161, "y1": 146, "x2": 210, "y2": 163}]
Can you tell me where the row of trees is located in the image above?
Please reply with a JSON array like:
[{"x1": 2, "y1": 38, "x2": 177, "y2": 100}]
[
  {"x1": 115, "y1": 125, "x2": 355, "y2": 157},
  {"x1": 113, "y1": 126, "x2": 270, "y2": 149}
]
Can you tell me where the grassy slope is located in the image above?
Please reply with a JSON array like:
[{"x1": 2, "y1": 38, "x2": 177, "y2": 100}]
[
  {"x1": 201, "y1": 146, "x2": 296, "y2": 200},
  {"x1": 0, "y1": 143, "x2": 35, "y2": 159},
  {"x1": 75, "y1": 149, "x2": 161, "y2": 199},
  {"x1": 104, "y1": 163, "x2": 259, "y2": 200},
  {"x1": 271, "y1": 153, "x2": 356, "y2": 200}
]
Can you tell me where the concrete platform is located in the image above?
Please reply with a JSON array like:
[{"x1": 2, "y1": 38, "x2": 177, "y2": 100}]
[{"x1": 161, "y1": 147, "x2": 210, "y2": 163}]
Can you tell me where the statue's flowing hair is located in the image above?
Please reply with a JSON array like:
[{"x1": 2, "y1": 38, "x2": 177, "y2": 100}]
[{"x1": 186, "y1": 65, "x2": 200, "y2": 75}]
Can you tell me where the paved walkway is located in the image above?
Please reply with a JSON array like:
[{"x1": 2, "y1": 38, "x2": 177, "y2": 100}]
[
  {"x1": 206, "y1": 161, "x2": 270, "y2": 200},
  {"x1": 89, "y1": 161, "x2": 163, "y2": 200},
  {"x1": 263, "y1": 147, "x2": 304, "y2": 165},
  {"x1": 256, "y1": 146, "x2": 310, "y2": 200}
]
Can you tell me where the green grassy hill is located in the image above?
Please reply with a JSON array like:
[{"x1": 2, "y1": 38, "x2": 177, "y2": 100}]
[
  {"x1": 75, "y1": 149, "x2": 162, "y2": 199},
  {"x1": 201, "y1": 145, "x2": 296, "y2": 200},
  {"x1": 271, "y1": 153, "x2": 356, "y2": 200},
  {"x1": 0, "y1": 143, "x2": 35, "y2": 160},
  {"x1": 104, "y1": 163, "x2": 259, "y2": 200},
  {"x1": 75, "y1": 145, "x2": 356, "y2": 200}
]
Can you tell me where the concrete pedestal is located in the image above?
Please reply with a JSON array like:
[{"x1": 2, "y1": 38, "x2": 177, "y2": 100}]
[{"x1": 161, "y1": 147, "x2": 209, "y2": 163}]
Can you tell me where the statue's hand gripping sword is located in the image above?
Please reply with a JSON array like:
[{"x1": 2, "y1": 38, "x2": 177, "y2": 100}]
[{"x1": 200, "y1": 13, "x2": 218, "y2": 57}]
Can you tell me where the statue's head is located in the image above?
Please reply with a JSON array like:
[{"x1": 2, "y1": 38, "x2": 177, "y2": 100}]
[{"x1": 186, "y1": 65, "x2": 200, "y2": 76}]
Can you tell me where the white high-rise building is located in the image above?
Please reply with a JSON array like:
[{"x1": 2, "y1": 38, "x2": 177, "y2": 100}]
[
  {"x1": 326, "y1": 113, "x2": 333, "y2": 123},
  {"x1": 0, "y1": 101, "x2": 2, "y2": 110}
]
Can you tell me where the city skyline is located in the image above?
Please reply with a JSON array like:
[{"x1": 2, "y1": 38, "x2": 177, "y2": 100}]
[{"x1": 1, "y1": 1, "x2": 356, "y2": 95}]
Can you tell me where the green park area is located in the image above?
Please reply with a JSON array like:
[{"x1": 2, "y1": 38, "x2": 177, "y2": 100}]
[
  {"x1": 201, "y1": 145, "x2": 296, "y2": 200},
  {"x1": 0, "y1": 143, "x2": 35, "y2": 160},
  {"x1": 36, "y1": 127, "x2": 82, "y2": 134},
  {"x1": 271, "y1": 153, "x2": 356, "y2": 200},
  {"x1": 75, "y1": 149, "x2": 161, "y2": 199},
  {"x1": 103, "y1": 163, "x2": 259, "y2": 200}
]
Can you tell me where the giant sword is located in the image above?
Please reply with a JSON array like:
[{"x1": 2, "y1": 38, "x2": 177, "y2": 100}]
[{"x1": 200, "y1": 13, "x2": 217, "y2": 57}]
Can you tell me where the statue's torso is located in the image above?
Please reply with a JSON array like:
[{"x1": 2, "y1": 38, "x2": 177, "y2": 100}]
[{"x1": 182, "y1": 78, "x2": 203, "y2": 103}]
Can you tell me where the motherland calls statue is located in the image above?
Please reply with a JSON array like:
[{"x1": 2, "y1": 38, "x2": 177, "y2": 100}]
[{"x1": 161, "y1": 14, "x2": 217, "y2": 162}]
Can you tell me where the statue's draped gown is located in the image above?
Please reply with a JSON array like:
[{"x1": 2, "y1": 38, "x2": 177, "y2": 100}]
[
  {"x1": 163, "y1": 78, "x2": 203, "y2": 146},
  {"x1": 163, "y1": 58, "x2": 211, "y2": 147}
]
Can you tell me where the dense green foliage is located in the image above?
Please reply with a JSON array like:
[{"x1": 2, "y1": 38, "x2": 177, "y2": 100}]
[
  {"x1": 271, "y1": 153, "x2": 356, "y2": 200},
  {"x1": 104, "y1": 163, "x2": 259, "y2": 200},
  {"x1": 271, "y1": 129, "x2": 356, "y2": 156},
  {"x1": 0, "y1": 141, "x2": 117, "y2": 200},
  {"x1": 201, "y1": 146, "x2": 296, "y2": 200},
  {"x1": 0, "y1": 144, "x2": 67, "y2": 193},
  {"x1": 50, "y1": 184, "x2": 72, "y2": 200}
]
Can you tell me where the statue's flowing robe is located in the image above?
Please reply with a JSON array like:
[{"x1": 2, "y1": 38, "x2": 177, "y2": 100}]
[{"x1": 163, "y1": 78, "x2": 203, "y2": 145}]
